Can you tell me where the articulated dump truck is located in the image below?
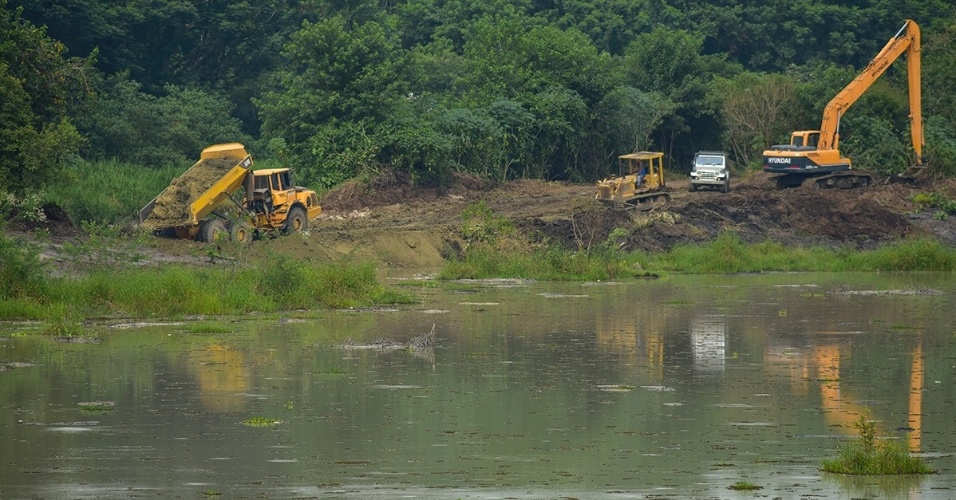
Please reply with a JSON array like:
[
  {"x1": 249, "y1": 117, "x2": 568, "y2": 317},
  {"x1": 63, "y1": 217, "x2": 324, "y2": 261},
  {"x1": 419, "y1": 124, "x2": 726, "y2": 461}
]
[{"x1": 139, "y1": 143, "x2": 322, "y2": 243}]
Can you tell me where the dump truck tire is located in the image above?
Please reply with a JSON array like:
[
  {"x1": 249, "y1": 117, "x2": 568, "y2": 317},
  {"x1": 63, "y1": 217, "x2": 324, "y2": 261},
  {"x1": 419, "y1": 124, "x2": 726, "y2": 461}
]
[
  {"x1": 283, "y1": 206, "x2": 308, "y2": 234},
  {"x1": 229, "y1": 220, "x2": 253, "y2": 244},
  {"x1": 199, "y1": 219, "x2": 228, "y2": 243}
]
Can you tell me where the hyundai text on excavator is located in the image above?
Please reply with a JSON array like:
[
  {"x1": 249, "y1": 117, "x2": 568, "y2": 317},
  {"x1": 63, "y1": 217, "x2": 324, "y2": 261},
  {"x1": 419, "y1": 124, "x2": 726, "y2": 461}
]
[
  {"x1": 595, "y1": 151, "x2": 670, "y2": 208},
  {"x1": 763, "y1": 19, "x2": 924, "y2": 189}
]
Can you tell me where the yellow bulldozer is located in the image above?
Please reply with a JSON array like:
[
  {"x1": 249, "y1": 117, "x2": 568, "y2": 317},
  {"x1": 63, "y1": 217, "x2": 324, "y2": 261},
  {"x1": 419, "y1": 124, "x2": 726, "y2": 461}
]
[
  {"x1": 139, "y1": 143, "x2": 322, "y2": 242},
  {"x1": 595, "y1": 151, "x2": 670, "y2": 208}
]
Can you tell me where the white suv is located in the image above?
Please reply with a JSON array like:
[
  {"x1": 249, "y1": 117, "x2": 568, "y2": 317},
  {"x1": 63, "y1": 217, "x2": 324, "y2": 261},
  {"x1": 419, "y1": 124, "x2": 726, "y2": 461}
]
[{"x1": 689, "y1": 151, "x2": 730, "y2": 193}]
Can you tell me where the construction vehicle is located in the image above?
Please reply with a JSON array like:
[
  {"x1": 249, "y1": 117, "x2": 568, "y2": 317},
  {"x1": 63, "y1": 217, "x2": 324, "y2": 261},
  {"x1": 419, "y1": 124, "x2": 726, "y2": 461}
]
[
  {"x1": 762, "y1": 19, "x2": 923, "y2": 189},
  {"x1": 689, "y1": 151, "x2": 731, "y2": 193},
  {"x1": 595, "y1": 151, "x2": 669, "y2": 208},
  {"x1": 139, "y1": 143, "x2": 322, "y2": 242}
]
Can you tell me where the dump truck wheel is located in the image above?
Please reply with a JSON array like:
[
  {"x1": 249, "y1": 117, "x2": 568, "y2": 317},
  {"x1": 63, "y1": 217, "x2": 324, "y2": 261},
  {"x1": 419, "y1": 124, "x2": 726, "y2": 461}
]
[
  {"x1": 199, "y1": 219, "x2": 228, "y2": 243},
  {"x1": 283, "y1": 206, "x2": 308, "y2": 234},
  {"x1": 229, "y1": 221, "x2": 253, "y2": 244}
]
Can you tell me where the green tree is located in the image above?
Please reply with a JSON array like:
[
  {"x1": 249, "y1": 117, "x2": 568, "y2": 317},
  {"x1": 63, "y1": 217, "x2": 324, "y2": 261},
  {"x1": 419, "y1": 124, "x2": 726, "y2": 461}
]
[
  {"x1": 713, "y1": 72, "x2": 803, "y2": 167},
  {"x1": 257, "y1": 15, "x2": 408, "y2": 186},
  {"x1": 0, "y1": 2, "x2": 87, "y2": 194},
  {"x1": 73, "y1": 76, "x2": 249, "y2": 167},
  {"x1": 621, "y1": 27, "x2": 726, "y2": 163}
]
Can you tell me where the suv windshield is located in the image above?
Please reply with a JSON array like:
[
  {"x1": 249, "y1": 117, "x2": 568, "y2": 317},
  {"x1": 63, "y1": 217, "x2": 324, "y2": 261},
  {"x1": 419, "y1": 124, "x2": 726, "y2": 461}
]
[{"x1": 696, "y1": 156, "x2": 723, "y2": 167}]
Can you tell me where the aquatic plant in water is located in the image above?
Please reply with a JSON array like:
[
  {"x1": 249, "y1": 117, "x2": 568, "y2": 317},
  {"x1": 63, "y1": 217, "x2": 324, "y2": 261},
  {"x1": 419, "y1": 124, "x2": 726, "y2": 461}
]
[
  {"x1": 728, "y1": 481, "x2": 762, "y2": 490},
  {"x1": 241, "y1": 417, "x2": 282, "y2": 427},
  {"x1": 821, "y1": 414, "x2": 933, "y2": 475}
]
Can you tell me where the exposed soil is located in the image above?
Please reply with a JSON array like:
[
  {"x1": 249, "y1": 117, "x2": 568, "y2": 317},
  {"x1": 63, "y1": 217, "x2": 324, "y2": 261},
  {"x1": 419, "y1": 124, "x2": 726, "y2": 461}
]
[
  {"x1": 13, "y1": 170, "x2": 956, "y2": 270},
  {"x1": 298, "y1": 171, "x2": 956, "y2": 267}
]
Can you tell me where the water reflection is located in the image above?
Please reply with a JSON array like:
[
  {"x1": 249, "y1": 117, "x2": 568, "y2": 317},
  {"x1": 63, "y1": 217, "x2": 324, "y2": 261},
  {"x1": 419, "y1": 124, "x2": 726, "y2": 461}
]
[
  {"x1": 1, "y1": 273, "x2": 953, "y2": 499},
  {"x1": 690, "y1": 315, "x2": 726, "y2": 375},
  {"x1": 193, "y1": 344, "x2": 249, "y2": 412}
]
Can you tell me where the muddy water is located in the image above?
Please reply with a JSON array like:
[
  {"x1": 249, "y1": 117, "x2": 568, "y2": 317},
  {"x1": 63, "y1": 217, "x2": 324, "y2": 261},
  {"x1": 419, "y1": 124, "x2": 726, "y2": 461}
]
[{"x1": 2, "y1": 273, "x2": 955, "y2": 499}]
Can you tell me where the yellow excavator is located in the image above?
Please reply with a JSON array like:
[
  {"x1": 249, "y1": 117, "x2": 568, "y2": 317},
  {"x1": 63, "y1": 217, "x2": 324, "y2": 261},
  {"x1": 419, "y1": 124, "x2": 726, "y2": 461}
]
[{"x1": 763, "y1": 19, "x2": 923, "y2": 189}]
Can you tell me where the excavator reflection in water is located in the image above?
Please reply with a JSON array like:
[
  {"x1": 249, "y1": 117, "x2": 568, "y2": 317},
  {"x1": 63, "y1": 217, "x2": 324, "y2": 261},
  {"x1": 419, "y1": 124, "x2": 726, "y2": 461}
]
[
  {"x1": 595, "y1": 308, "x2": 925, "y2": 452},
  {"x1": 766, "y1": 340, "x2": 925, "y2": 452}
]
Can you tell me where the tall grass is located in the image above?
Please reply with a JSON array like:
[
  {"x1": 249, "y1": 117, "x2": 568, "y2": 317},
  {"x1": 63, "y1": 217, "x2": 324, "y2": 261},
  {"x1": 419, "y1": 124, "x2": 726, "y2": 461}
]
[
  {"x1": 441, "y1": 232, "x2": 956, "y2": 279},
  {"x1": 637, "y1": 233, "x2": 954, "y2": 274},
  {"x1": 439, "y1": 244, "x2": 649, "y2": 281},
  {"x1": 45, "y1": 159, "x2": 184, "y2": 224},
  {"x1": 0, "y1": 235, "x2": 414, "y2": 322}
]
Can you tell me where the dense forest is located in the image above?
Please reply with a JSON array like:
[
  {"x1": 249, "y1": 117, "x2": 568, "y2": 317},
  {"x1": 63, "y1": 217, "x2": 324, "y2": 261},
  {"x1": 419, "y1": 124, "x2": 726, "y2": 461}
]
[{"x1": 3, "y1": 0, "x2": 956, "y2": 219}]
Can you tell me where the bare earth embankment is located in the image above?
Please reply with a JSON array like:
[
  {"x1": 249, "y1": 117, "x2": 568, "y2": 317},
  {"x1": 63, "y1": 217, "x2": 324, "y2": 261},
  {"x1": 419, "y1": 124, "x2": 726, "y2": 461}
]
[{"x1": 14, "y1": 171, "x2": 956, "y2": 270}]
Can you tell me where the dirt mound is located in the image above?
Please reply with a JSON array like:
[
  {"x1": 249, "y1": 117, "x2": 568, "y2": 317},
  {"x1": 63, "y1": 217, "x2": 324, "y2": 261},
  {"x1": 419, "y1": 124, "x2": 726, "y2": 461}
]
[
  {"x1": 142, "y1": 158, "x2": 239, "y2": 229},
  {"x1": 320, "y1": 170, "x2": 491, "y2": 213},
  {"x1": 6, "y1": 203, "x2": 80, "y2": 238}
]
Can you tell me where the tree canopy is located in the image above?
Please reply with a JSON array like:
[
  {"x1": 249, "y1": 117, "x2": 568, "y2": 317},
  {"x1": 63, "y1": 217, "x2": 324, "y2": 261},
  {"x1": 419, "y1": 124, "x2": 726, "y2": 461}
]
[{"x1": 5, "y1": 0, "x2": 956, "y2": 194}]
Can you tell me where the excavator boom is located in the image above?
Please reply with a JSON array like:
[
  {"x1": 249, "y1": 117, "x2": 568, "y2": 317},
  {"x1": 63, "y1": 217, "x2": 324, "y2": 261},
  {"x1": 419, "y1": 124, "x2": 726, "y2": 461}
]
[
  {"x1": 818, "y1": 19, "x2": 921, "y2": 158},
  {"x1": 763, "y1": 19, "x2": 923, "y2": 188}
]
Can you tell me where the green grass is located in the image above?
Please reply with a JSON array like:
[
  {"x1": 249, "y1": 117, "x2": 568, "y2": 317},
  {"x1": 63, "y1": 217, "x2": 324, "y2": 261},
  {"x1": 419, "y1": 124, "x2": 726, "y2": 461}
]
[
  {"x1": 440, "y1": 232, "x2": 956, "y2": 279},
  {"x1": 439, "y1": 244, "x2": 654, "y2": 281},
  {"x1": 0, "y1": 233, "x2": 415, "y2": 322},
  {"x1": 821, "y1": 414, "x2": 933, "y2": 475},
  {"x1": 651, "y1": 232, "x2": 956, "y2": 273}
]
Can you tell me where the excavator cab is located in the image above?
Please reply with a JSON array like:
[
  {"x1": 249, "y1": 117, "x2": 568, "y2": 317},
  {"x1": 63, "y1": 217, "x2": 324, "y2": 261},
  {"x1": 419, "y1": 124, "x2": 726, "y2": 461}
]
[{"x1": 790, "y1": 131, "x2": 820, "y2": 149}]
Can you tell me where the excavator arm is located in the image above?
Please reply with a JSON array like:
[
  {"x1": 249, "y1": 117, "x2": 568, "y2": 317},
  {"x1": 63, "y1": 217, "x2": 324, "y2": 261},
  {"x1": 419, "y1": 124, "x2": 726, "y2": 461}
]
[{"x1": 818, "y1": 19, "x2": 922, "y2": 165}]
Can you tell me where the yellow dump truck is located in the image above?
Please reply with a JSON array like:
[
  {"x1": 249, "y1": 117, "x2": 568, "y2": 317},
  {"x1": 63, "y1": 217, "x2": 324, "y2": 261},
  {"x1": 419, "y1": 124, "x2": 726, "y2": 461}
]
[{"x1": 138, "y1": 143, "x2": 322, "y2": 242}]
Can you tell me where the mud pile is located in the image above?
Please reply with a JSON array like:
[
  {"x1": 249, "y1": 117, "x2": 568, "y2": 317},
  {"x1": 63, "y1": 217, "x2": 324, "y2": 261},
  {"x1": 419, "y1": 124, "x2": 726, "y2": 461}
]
[{"x1": 142, "y1": 158, "x2": 239, "y2": 229}]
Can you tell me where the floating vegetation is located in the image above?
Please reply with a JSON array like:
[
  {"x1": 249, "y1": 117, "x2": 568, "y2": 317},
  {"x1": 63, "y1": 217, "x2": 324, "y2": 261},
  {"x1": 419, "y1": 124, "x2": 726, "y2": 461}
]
[
  {"x1": 188, "y1": 324, "x2": 234, "y2": 334},
  {"x1": 241, "y1": 417, "x2": 282, "y2": 427},
  {"x1": 821, "y1": 414, "x2": 933, "y2": 475},
  {"x1": 315, "y1": 367, "x2": 348, "y2": 376},
  {"x1": 728, "y1": 481, "x2": 762, "y2": 491},
  {"x1": 78, "y1": 401, "x2": 115, "y2": 412}
]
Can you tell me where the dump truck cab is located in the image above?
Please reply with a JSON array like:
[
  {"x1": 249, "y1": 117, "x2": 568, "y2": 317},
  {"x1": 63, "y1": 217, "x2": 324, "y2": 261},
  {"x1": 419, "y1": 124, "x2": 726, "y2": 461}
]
[{"x1": 247, "y1": 168, "x2": 322, "y2": 233}]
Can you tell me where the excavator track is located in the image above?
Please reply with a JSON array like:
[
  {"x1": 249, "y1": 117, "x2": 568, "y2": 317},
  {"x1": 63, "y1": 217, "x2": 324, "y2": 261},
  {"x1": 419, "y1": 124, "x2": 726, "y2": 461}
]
[
  {"x1": 773, "y1": 173, "x2": 872, "y2": 190},
  {"x1": 811, "y1": 173, "x2": 872, "y2": 189},
  {"x1": 601, "y1": 192, "x2": 671, "y2": 211}
]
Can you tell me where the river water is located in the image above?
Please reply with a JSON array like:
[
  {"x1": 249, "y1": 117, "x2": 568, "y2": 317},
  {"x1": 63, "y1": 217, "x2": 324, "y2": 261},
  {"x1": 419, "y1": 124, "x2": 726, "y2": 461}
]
[{"x1": 1, "y1": 273, "x2": 955, "y2": 499}]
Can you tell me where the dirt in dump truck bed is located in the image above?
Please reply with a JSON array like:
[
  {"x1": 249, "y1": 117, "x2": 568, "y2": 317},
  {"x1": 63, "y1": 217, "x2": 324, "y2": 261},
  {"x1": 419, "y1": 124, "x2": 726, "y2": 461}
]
[{"x1": 142, "y1": 158, "x2": 239, "y2": 229}]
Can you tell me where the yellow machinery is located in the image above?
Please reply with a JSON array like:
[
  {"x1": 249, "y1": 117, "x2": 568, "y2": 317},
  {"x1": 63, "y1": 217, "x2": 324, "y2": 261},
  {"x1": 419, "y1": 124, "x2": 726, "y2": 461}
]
[
  {"x1": 595, "y1": 151, "x2": 670, "y2": 208},
  {"x1": 763, "y1": 19, "x2": 923, "y2": 189},
  {"x1": 139, "y1": 143, "x2": 322, "y2": 242}
]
